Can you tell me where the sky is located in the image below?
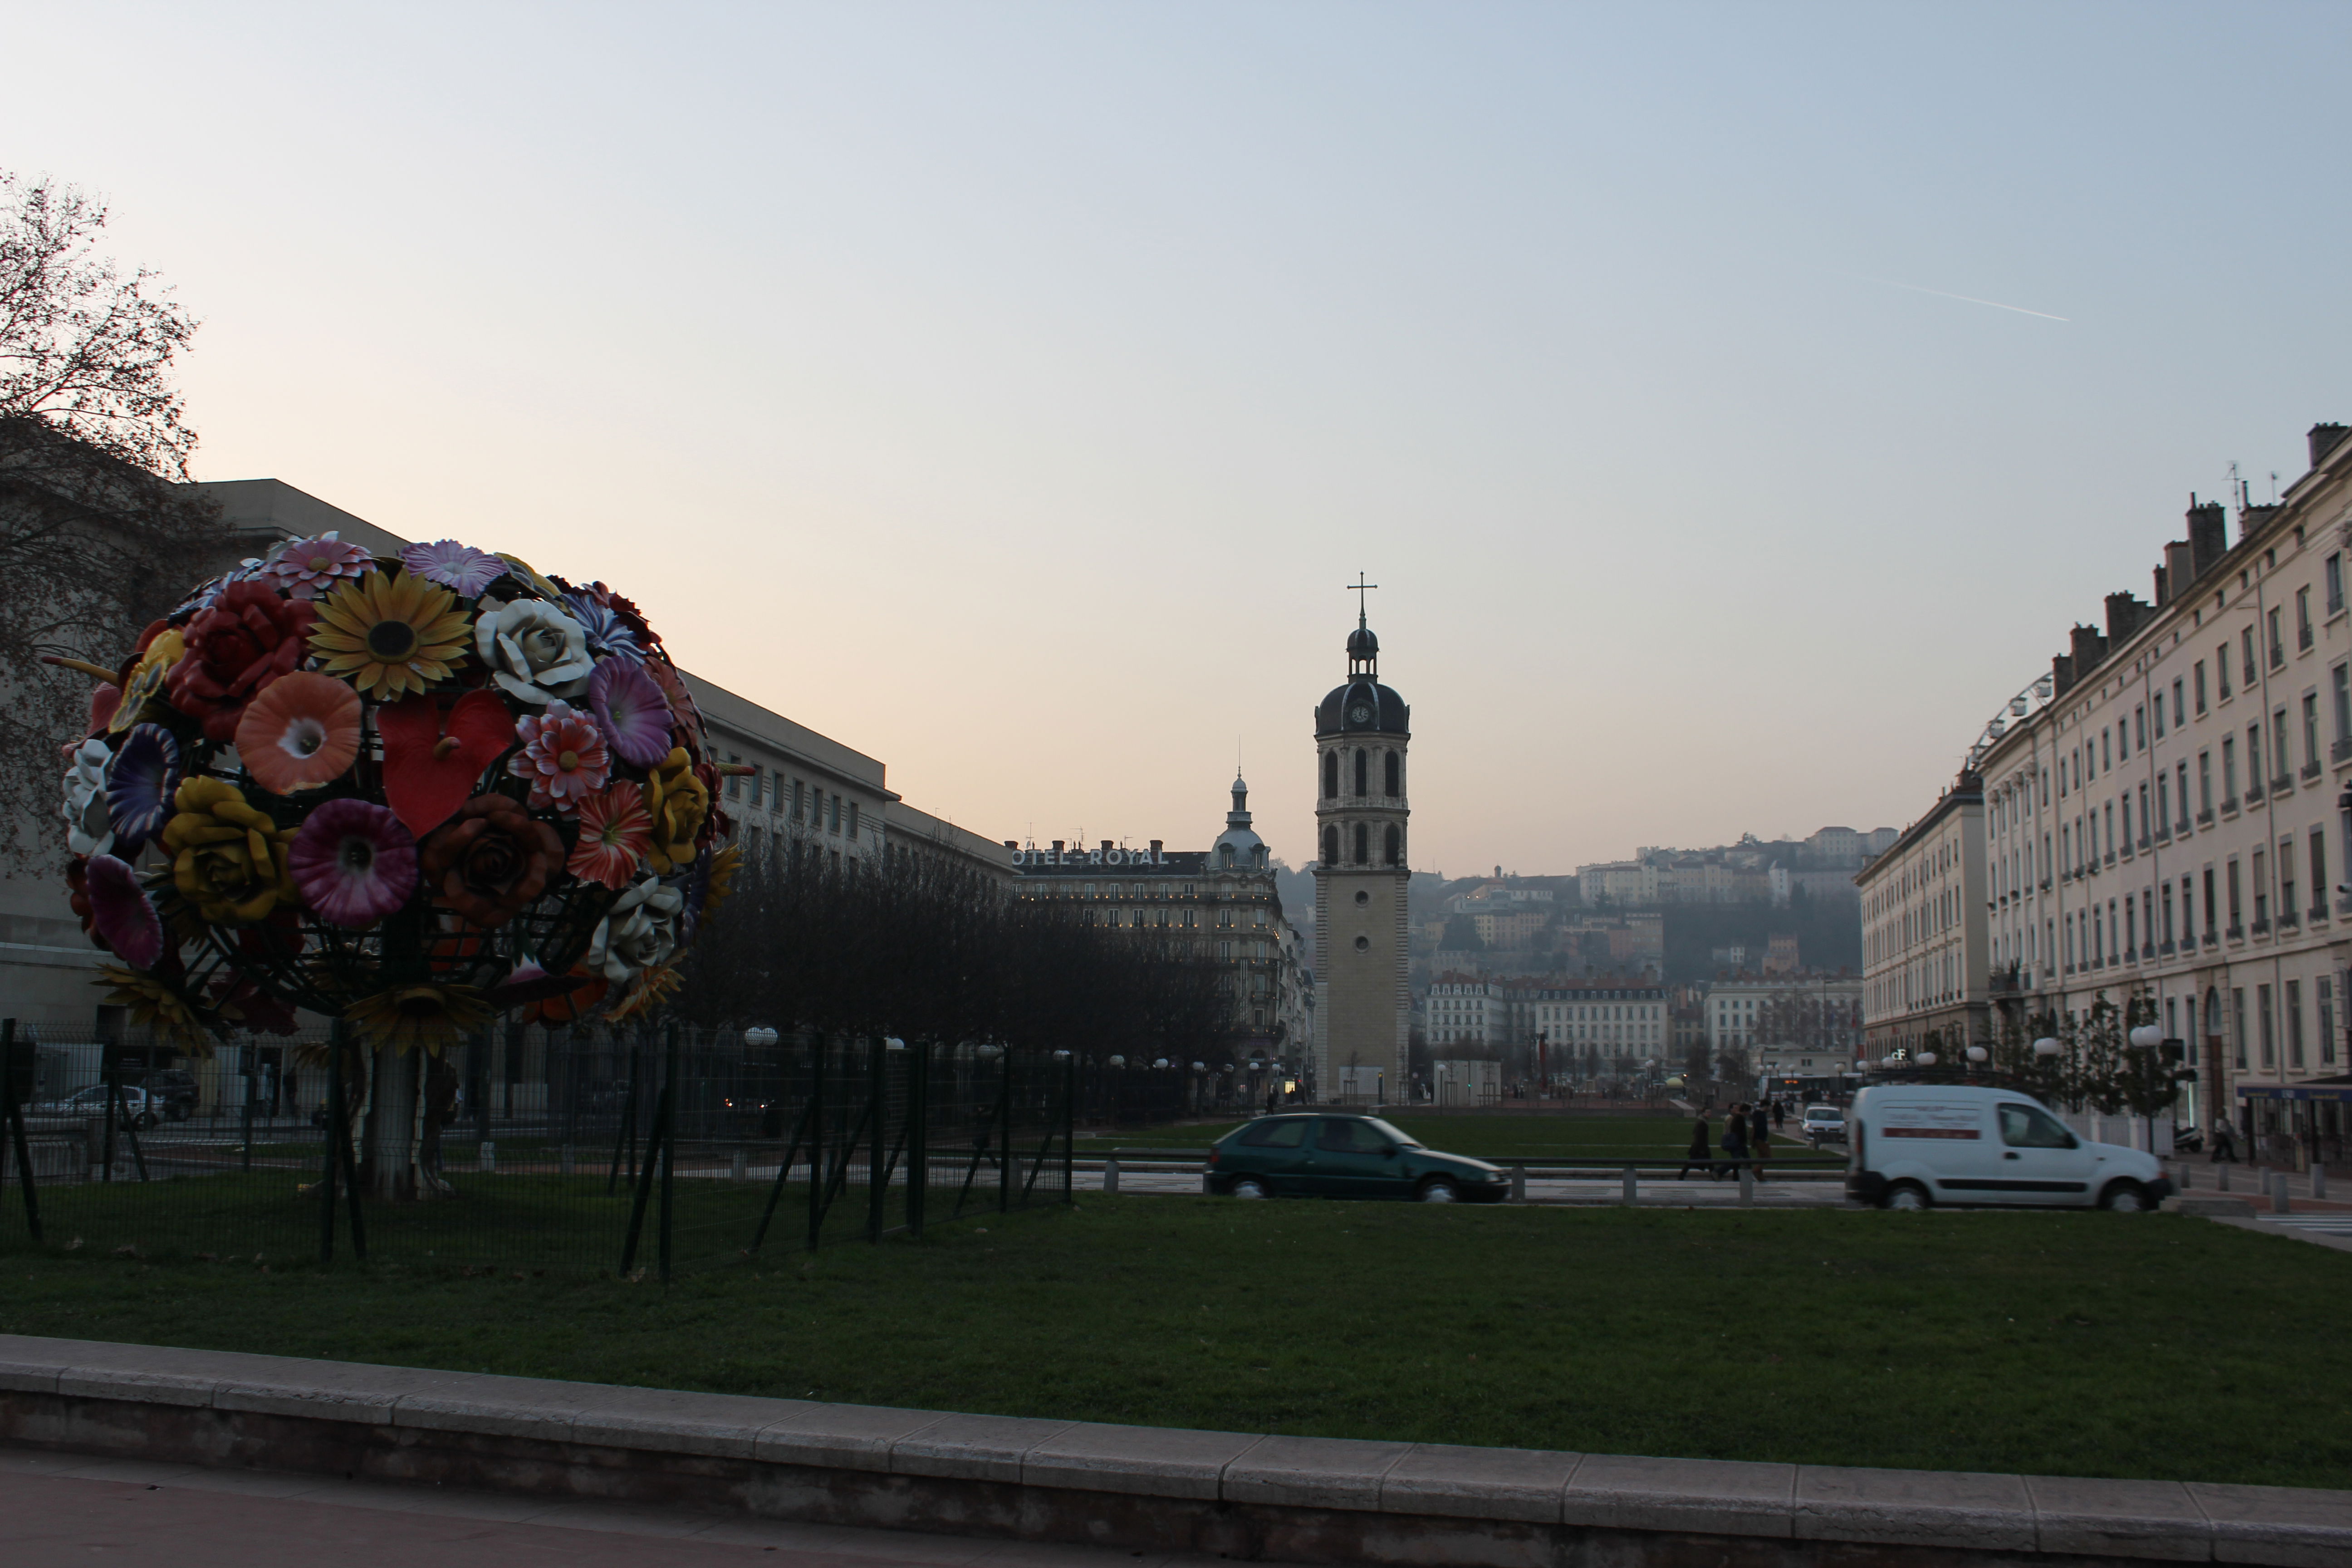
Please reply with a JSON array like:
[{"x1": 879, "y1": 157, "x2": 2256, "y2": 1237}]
[{"x1": 5, "y1": 2, "x2": 2348, "y2": 876}]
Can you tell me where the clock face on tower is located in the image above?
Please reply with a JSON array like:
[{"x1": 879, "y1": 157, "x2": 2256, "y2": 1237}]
[{"x1": 1348, "y1": 703, "x2": 1372, "y2": 724}]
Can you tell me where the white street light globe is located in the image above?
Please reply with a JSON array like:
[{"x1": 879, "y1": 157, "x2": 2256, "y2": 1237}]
[
  {"x1": 2128, "y1": 1024, "x2": 2163, "y2": 1049},
  {"x1": 2033, "y1": 1037, "x2": 2061, "y2": 1057},
  {"x1": 742, "y1": 1026, "x2": 779, "y2": 1048},
  {"x1": 1916, "y1": 1051, "x2": 1938, "y2": 1067},
  {"x1": 1965, "y1": 1045, "x2": 1989, "y2": 1063},
  {"x1": 1107, "y1": 1055, "x2": 1126, "y2": 1068}
]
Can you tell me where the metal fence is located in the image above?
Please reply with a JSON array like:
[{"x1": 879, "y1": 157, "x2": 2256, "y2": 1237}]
[{"x1": 0, "y1": 1019, "x2": 1075, "y2": 1278}]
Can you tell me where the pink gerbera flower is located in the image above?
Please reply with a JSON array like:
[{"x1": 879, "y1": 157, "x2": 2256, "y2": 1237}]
[
  {"x1": 568, "y1": 785, "x2": 652, "y2": 889},
  {"x1": 400, "y1": 539, "x2": 506, "y2": 597},
  {"x1": 512, "y1": 699, "x2": 611, "y2": 813},
  {"x1": 288, "y1": 798, "x2": 420, "y2": 928},
  {"x1": 263, "y1": 532, "x2": 374, "y2": 600}
]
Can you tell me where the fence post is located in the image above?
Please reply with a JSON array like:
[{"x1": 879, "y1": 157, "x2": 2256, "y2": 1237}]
[
  {"x1": 807, "y1": 1032, "x2": 826, "y2": 1250},
  {"x1": 1104, "y1": 1156, "x2": 1120, "y2": 1196},
  {"x1": 239, "y1": 1053, "x2": 255, "y2": 1173},
  {"x1": 658, "y1": 1022, "x2": 677, "y2": 1284},
  {"x1": 100, "y1": 1062, "x2": 118, "y2": 1182},
  {"x1": 1621, "y1": 1164, "x2": 1637, "y2": 1205},
  {"x1": 1739, "y1": 1164, "x2": 1754, "y2": 1206},
  {"x1": 319, "y1": 1026, "x2": 342, "y2": 1264},
  {"x1": 606, "y1": 1039, "x2": 637, "y2": 1196},
  {"x1": 2313, "y1": 1163, "x2": 2328, "y2": 1201},
  {"x1": 1509, "y1": 1163, "x2": 1526, "y2": 1204},
  {"x1": 868, "y1": 1036, "x2": 887, "y2": 1243},
  {"x1": 1, "y1": 1020, "x2": 42, "y2": 1242},
  {"x1": 1062, "y1": 1050, "x2": 1074, "y2": 1204},
  {"x1": 2272, "y1": 1171, "x2": 2292, "y2": 1215},
  {"x1": 619, "y1": 1039, "x2": 671, "y2": 1278},
  {"x1": 907, "y1": 1040, "x2": 928, "y2": 1237},
  {"x1": 998, "y1": 1047, "x2": 1013, "y2": 1213}
]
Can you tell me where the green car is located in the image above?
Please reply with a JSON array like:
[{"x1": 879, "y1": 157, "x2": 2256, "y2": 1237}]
[{"x1": 1205, "y1": 1114, "x2": 1510, "y2": 1202}]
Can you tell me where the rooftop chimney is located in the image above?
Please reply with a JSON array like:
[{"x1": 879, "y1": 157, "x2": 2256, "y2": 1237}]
[
  {"x1": 1052, "y1": 839, "x2": 1064, "y2": 853},
  {"x1": 1003, "y1": 839, "x2": 1016, "y2": 850},
  {"x1": 1100, "y1": 840, "x2": 1112, "y2": 853},
  {"x1": 2069, "y1": 622, "x2": 2109, "y2": 675},
  {"x1": 2188, "y1": 497, "x2": 2227, "y2": 574},
  {"x1": 2051, "y1": 652, "x2": 2077, "y2": 698},
  {"x1": 2310, "y1": 423, "x2": 2349, "y2": 470},
  {"x1": 1150, "y1": 839, "x2": 1163, "y2": 854},
  {"x1": 2104, "y1": 591, "x2": 2152, "y2": 645},
  {"x1": 2160, "y1": 539, "x2": 2195, "y2": 605}
]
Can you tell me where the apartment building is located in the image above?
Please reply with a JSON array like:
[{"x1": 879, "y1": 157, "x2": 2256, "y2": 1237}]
[
  {"x1": 1856, "y1": 772, "x2": 1989, "y2": 1058},
  {"x1": 1978, "y1": 422, "x2": 2352, "y2": 1152}
]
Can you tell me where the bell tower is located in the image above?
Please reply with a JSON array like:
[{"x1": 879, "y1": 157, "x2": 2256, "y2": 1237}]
[{"x1": 1312, "y1": 580, "x2": 1411, "y2": 1105}]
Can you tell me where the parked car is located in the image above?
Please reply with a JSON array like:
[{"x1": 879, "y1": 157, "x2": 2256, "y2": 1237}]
[
  {"x1": 1800, "y1": 1103, "x2": 1846, "y2": 1147},
  {"x1": 1845, "y1": 1083, "x2": 2173, "y2": 1212},
  {"x1": 26, "y1": 1084, "x2": 163, "y2": 1130},
  {"x1": 142, "y1": 1069, "x2": 199, "y2": 1120},
  {"x1": 1205, "y1": 1113, "x2": 1509, "y2": 1202}
]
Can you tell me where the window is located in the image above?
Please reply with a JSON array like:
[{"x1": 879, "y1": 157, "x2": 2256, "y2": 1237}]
[
  {"x1": 2259, "y1": 983, "x2": 2275, "y2": 1068},
  {"x1": 1384, "y1": 751, "x2": 1400, "y2": 797},
  {"x1": 2232, "y1": 987, "x2": 2247, "y2": 1069},
  {"x1": 2102, "y1": 729, "x2": 2112, "y2": 772},
  {"x1": 791, "y1": 780, "x2": 805, "y2": 822},
  {"x1": 2306, "y1": 693, "x2": 2322, "y2": 771},
  {"x1": 1384, "y1": 824, "x2": 1401, "y2": 866},
  {"x1": 2298, "y1": 587, "x2": 2313, "y2": 651},
  {"x1": 844, "y1": 801, "x2": 858, "y2": 839},
  {"x1": 2195, "y1": 661, "x2": 2210, "y2": 712},
  {"x1": 1321, "y1": 826, "x2": 1338, "y2": 865},
  {"x1": 2269, "y1": 607, "x2": 2286, "y2": 667},
  {"x1": 1999, "y1": 1103, "x2": 2074, "y2": 1148},
  {"x1": 1353, "y1": 823, "x2": 1368, "y2": 864},
  {"x1": 1323, "y1": 751, "x2": 1338, "y2": 798},
  {"x1": 2157, "y1": 774, "x2": 2171, "y2": 833},
  {"x1": 2280, "y1": 840, "x2": 2297, "y2": 923},
  {"x1": 2161, "y1": 883, "x2": 2175, "y2": 946},
  {"x1": 2332, "y1": 554, "x2": 2347, "y2": 616},
  {"x1": 2134, "y1": 705, "x2": 2146, "y2": 751},
  {"x1": 2322, "y1": 977, "x2": 2338, "y2": 1066},
  {"x1": 2227, "y1": 859, "x2": 2243, "y2": 931},
  {"x1": 2156, "y1": 688, "x2": 2170, "y2": 738},
  {"x1": 2271, "y1": 712, "x2": 2288, "y2": 784},
  {"x1": 1353, "y1": 749, "x2": 1368, "y2": 796},
  {"x1": 2221, "y1": 738, "x2": 2237, "y2": 803},
  {"x1": 2203, "y1": 868, "x2": 2217, "y2": 937},
  {"x1": 2242, "y1": 627, "x2": 2258, "y2": 687},
  {"x1": 2252, "y1": 848, "x2": 2268, "y2": 927},
  {"x1": 2312, "y1": 830, "x2": 2329, "y2": 919},
  {"x1": 2179, "y1": 761, "x2": 2193, "y2": 827}
]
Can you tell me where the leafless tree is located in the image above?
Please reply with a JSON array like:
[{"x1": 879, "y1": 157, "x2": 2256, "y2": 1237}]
[{"x1": 0, "y1": 171, "x2": 222, "y2": 867}]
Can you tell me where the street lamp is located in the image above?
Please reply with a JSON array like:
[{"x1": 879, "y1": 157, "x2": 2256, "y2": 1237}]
[
  {"x1": 2032, "y1": 1037, "x2": 2061, "y2": 1057},
  {"x1": 2127, "y1": 1024, "x2": 2163, "y2": 1049},
  {"x1": 743, "y1": 1027, "x2": 779, "y2": 1048}
]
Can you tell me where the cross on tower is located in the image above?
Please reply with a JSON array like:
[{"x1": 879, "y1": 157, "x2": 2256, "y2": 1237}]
[{"x1": 1346, "y1": 573, "x2": 1378, "y2": 624}]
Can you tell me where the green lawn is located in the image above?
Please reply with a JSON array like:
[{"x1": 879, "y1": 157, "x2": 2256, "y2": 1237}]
[
  {"x1": 1078, "y1": 1112, "x2": 1821, "y2": 1162},
  {"x1": 2, "y1": 1195, "x2": 2344, "y2": 1488}
]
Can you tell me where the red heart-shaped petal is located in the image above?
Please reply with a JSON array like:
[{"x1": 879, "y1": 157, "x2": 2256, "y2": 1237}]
[{"x1": 379, "y1": 691, "x2": 516, "y2": 837}]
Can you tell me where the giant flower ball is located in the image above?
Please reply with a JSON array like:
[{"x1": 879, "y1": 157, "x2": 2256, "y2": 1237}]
[{"x1": 56, "y1": 532, "x2": 737, "y2": 1054}]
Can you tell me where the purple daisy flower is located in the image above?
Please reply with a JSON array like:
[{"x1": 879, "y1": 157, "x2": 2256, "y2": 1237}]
[
  {"x1": 84, "y1": 853, "x2": 165, "y2": 969},
  {"x1": 289, "y1": 798, "x2": 420, "y2": 929},
  {"x1": 589, "y1": 656, "x2": 675, "y2": 768},
  {"x1": 104, "y1": 724, "x2": 181, "y2": 856},
  {"x1": 400, "y1": 539, "x2": 506, "y2": 597},
  {"x1": 565, "y1": 590, "x2": 642, "y2": 662}
]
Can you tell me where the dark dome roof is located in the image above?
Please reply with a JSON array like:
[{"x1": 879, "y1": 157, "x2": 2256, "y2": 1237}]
[
  {"x1": 1346, "y1": 624, "x2": 1378, "y2": 660},
  {"x1": 1316, "y1": 679, "x2": 1409, "y2": 737}
]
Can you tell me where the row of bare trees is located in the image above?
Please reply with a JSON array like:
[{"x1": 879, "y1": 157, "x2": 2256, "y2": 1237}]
[{"x1": 674, "y1": 845, "x2": 1238, "y2": 1063}]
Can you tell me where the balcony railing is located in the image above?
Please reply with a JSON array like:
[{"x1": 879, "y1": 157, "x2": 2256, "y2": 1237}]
[
  {"x1": 2155, "y1": 827, "x2": 2172, "y2": 846},
  {"x1": 2180, "y1": 815, "x2": 2195, "y2": 834},
  {"x1": 2227, "y1": 922, "x2": 2246, "y2": 942},
  {"x1": 2303, "y1": 760, "x2": 2323, "y2": 782},
  {"x1": 2138, "y1": 834, "x2": 2152, "y2": 853},
  {"x1": 2105, "y1": 850, "x2": 2118, "y2": 867},
  {"x1": 2199, "y1": 808, "x2": 2216, "y2": 827},
  {"x1": 2251, "y1": 916, "x2": 2271, "y2": 936},
  {"x1": 2312, "y1": 904, "x2": 2331, "y2": 925},
  {"x1": 2204, "y1": 930, "x2": 2220, "y2": 949},
  {"x1": 2279, "y1": 910, "x2": 2300, "y2": 931},
  {"x1": 2141, "y1": 942, "x2": 2155, "y2": 960},
  {"x1": 2272, "y1": 774, "x2": 2294, "y2": 796},
  {"x1": 2159, "y1": 939, "x2": 2176, "y2": 956},
  {"x1": 2334, "y1": 736, "x2": 2352, "y2": 764}
]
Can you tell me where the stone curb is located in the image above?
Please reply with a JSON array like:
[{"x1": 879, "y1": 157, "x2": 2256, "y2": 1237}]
[{"x1": 2, "y1": 1333, "x2": 2348, "y2": 1565}]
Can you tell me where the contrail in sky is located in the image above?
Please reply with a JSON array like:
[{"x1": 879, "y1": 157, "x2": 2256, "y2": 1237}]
[{"x1": 1857, "y1": 275, "x2": 2069, "y2": 322}]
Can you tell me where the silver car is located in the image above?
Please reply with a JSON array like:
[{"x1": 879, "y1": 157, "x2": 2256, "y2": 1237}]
[{"x1": 1800, "y1": 1103, "x2": 1846, "y2": 1147}]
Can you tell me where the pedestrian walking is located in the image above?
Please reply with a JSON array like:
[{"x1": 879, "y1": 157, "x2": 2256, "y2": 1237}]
[
  {"x1": 1718, "y1": 1104, "x2": 1749, "y2": 1180},
  {"x1": 2210, "y1": 1118, "x2": 2239, "y2": 1163},
  {"x1": 1677, "y1": 1113, "x2": 1712, "y2": 1180},
  {"x1": 1771, "y1": 1099, "x2": 1786, "y2": 1131}
]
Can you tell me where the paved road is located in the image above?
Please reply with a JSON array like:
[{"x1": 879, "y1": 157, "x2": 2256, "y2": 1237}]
[
  {"x1": 0, "y1": 1447, "x2": 1217, "y2": 1568},
  {"x1": 1101, "y1": 1167, "x2": 1853, "y2": 1205}
]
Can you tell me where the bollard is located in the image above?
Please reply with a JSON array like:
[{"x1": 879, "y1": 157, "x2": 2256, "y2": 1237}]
[
  {"x1": 1738, "y1": 1165, "x2": 1754, "y2": 1207},
  {"x1": 2313, "y1": 1163, "x2": 2328, "y2": 1201},
  {"x1": 478, "y1": 1141, "x2": 495, "y2": 1173},
  {"x1": 2217, "y1": 1164, "x2": 2230, "y2": 1192},
  {"x1": 2176, "y1": 1161, "x2": 2191, "y2": 1191},
  {"x1": 730, "y1": 1147, "x2": 748, "y2": 1183},
  {"x1": 1103, "y1": 1156, "x2": 1120, "y2": 1195},
  {"x1": 2272, "y1": 1172, "x2": 2292, "y2": 1215},
  {"x1": 559, "y1": 1145, "x2": 576, "y2": 1176},
  {"x1": 1621, "y1": 1164, "x2": 1637, "y2": 1205},
  {"x1": 1200, "y1": 1171, "x2": 1213, "y2": 1196},
  {"x1": 1510, "y1": 1164, "x2": 1526, "y2": 1204}
]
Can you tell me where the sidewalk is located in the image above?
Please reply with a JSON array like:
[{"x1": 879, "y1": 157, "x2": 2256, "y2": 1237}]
[{"x1": 0, "y1": 1447, "x2": 1213, "y2": 1568}]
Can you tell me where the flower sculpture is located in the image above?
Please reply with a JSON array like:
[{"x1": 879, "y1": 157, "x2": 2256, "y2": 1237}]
[{"x1": 54, "y1": 538, "x2": 731, "y2": 1054}]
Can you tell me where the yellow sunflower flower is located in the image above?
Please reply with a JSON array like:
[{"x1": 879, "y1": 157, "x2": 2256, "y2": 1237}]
[
  {"x1": 99, "y1": 965, "x2": 210, "y2": 1054},
  {"x1": 346, "y1": 983, "x2": 491, "y2": 1056},
  {"x1": 309, "y1": 568, "x2": 471, "y2": 700}
]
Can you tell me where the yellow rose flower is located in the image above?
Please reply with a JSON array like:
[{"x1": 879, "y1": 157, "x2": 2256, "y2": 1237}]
[
  {"x1": 161, "y1": 776, "x2": 297, "y2": 924},
  {"x1": 640, "y1": 747, "x2": 709, "y2": 875}
]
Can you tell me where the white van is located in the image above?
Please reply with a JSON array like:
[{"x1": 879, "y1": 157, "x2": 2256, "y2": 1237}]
[{"x1": 1845, "y1": 1083, "x2": 2174, "y2": 1212}]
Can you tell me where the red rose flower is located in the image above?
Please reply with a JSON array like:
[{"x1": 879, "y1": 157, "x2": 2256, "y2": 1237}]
[
  {"x1": 167, "y1": 582, "x2": 318, "y2": 745},
  {"x1": 416, "y1": 794, "x2": 564, "y2": 929}
]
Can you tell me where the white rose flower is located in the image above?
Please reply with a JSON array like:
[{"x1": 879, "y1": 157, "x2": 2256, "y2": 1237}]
[
  {"x1": 474, "y1": 598, "x2": 594, "y2": 706},
  {"x1": 62, "y1": 737, "x2": 114, "y2": 857},
  {"x1": 585, "y1": 877, "x2": 684, "y2": 984}
]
